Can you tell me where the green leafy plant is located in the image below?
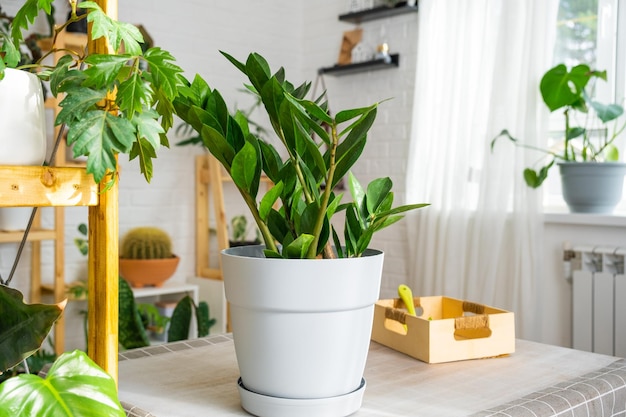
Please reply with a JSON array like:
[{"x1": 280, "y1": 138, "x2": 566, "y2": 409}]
[
  {"x1": 492, "y1": 63, "x2": 626, "y2": 188},
  {"x1": 0, "y1": 0, "x2": 184, "y2": 187},
  {"x1": 0, "y1": 350, "x2": 125, "y2": 417},
  {"x1": 174, "y1": 52, "x2": 428, "y2": 259},
  {"x1": 120, "y1": 226, "x2": 174, "y2": 259},
  {"x1": 229, "y1": 215, "x2": 261, "y2": 245}
]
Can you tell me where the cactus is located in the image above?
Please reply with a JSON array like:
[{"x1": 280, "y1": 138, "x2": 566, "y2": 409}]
[{"x1": 120, "y1": 227, "x2": 173, "y2": 259}]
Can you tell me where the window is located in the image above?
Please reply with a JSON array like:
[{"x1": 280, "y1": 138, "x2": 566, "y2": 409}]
[{"x1": 544, "y1": 0, "x2": 626, "y2": 210}]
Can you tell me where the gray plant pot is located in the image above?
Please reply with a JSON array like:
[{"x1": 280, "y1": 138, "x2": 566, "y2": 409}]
[{"x1": 558, "y1": 162, "x2": 626, "y2": 214}]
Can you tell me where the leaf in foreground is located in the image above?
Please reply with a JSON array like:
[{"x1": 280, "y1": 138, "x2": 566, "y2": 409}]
[{"x1": 0, "y1": 350, "x2": 125, "y2": 417}]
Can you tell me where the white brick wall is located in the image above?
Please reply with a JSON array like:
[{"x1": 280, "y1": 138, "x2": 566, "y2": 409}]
[{"x1": 0, "y1": 0, "x2": 419, "y2": 347}]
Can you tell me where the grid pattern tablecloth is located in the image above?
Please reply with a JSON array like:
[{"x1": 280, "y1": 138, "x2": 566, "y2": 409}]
[{"x1": 117, "y1": 335, "x2": 626, "y2": 417}]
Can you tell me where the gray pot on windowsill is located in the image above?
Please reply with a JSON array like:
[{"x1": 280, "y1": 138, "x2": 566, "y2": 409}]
[{"x1": 559, "y1": 162, "x2": 626, "y2": 214}]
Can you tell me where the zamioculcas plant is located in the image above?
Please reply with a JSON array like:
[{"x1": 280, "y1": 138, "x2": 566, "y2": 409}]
[
  {"x1": 174, "y1": 52, "x2": 428, "y2": 259},
  {"x1": 0, "y1": 0, "x2": 184, "y2": 187}
]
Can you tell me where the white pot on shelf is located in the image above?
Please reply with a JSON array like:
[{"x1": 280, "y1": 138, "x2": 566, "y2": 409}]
[
  {"x1": 222, "y1": 245, "x2": 383, "y2": 417},
  {"x1": 0, "y1": 69, "x2": 47, "y2": 231}
]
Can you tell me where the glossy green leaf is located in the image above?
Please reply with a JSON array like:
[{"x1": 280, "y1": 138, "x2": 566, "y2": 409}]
[
  {"x1": 540, "y1": 64, "x2": 591, "y2": 112},
  {"x1": 267, "y1": 209, "x2": 291, "y2": 243},
  {"x1": 245, "y1": 53, "x2": 271, "y2": 94},
  {"x1": 285, "y1": 234, "x2": 315, "y2": 259},
  {"x1": 0, "y1": 350, "x2": 125, "y2": 417},
  {"x1": 348, "y1": 172, "x2": 367, "y2": 228},
  {"x1": 287, "y1": 95, "x2": 333, "y2": 124},
  {"x1": 366, "y1": 177, "x2": 393, "y2": 215},
  {"x1": 220, "y1": 51, "x2": 247, "y2": 74},
  {"x1": 231, "y1": 141, "x2": 260, "y2": 197},
  {"x1": 0, "y1": 286, "x2": 64, "y2": 372},
  {"x1": 330, "y1": 138, "x2": 366, "y2": 189},
  {"x1": 336, "y1": 103, "x2": 377, "y2": 124},
  {"x1": 259, "y1": 141, "x2": 283, "y2": 183},
  {"x1": 200, "y1": 124, "x2": 235, "y2": 170},
  {"x1": 260, "y1": 182, "x2": 284, "y2": 221}
]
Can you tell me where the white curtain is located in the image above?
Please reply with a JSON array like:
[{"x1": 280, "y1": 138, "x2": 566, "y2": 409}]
[{"x1": 404, "y1": 0, "x2": 559, "y2": 340}]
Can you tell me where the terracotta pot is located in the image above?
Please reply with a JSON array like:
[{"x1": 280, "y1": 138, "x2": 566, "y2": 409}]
[{"x1": 119, "y1": 256, "x2": 180, "y2": 288}]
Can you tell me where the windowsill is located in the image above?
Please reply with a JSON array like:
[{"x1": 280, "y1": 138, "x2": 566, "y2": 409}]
[{"x1": 544, "y1": 207, "x2": 626, "y2": 227}]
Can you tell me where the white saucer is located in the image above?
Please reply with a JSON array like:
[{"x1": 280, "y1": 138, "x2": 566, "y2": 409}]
[{"x1": 236, "y1": 378, "x2": 366, "y2": 417}]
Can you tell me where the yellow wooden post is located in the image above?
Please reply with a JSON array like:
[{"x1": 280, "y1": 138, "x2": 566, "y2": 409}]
[{"x1": 87, "y1": 0, "x2": 119, "y2": 383}]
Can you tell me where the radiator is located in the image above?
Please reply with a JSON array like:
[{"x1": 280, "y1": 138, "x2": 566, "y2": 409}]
[{"x1": 565, "y1": 245, "x2": 626, "y2": 357}]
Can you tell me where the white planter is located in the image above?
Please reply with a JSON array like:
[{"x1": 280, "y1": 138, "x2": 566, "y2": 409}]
[
  {"x1": 222, "y1": 245, "x2": 383, "y2": 417},
  {"x1": 0, "y1": 69, "x2": 47, "y2": 231},
  {"x1": 559, "y1": 162, "x2": 626, "y2": 214}
]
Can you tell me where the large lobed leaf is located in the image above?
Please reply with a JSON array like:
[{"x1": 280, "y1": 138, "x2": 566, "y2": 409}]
[
  {"x1": 0, "y1": 350, "x2": 124, "y2": 417},
  {"x1": 0, "y1": 286, "x2": 64, "y2": 372}
]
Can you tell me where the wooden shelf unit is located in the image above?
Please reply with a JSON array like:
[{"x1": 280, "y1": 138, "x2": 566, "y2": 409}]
[
  {"x1": 0, "y1": 30, "x2": 90, "y2": 355},
  {"x1": 1, "y1": 0, "x2": 119, "y2": 383},
  {"x1": 195, "y1": 153, "x2": 272, "y2": 281}
]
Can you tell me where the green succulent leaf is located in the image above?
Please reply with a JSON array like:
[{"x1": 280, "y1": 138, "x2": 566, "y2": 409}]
[
  {"x1": 168, "y1": 296, "x2": 193, "y2": 342},
  {"x1": 118, "y1": 278, "x2": 150, "y2": 349},
  {"x1": 0, "y1": 350, "x2": 125, "y2": 417},
  {"x1": 0, "y1": 286, "x2": 64, "y2": 372},
  {"x1": 196, "y1": 301, "x2": 216, "y2": 338}
]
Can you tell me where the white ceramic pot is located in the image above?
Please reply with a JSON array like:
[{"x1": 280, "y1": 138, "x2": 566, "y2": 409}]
[
  {"x1": 0, "y1": 69, "x2": 47, "y2": 231},
  {"x1": 222, "y1": 245, "x2": 383, "y2": 417}
]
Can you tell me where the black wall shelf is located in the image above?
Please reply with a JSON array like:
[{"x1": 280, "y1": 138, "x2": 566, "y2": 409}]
[
  {"x1": 339, "y1": 3, "x2": 418, "y2": 24},
  {"x1": 319, "y1": 54, "x2": 399, "y2": 76}
]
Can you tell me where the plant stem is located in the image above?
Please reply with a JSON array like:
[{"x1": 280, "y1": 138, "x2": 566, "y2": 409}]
[
  {"x1": 307, "y1": 122, "x2": 339, "y2": 259},
  {"x1": 239, "y1": 190, "x2": 278, "y2": 253}
]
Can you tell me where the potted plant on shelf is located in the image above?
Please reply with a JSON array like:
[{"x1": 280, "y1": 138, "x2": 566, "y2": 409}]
[
  {"x1": 119, "y1": 226, "x2": 180, "y2": 288},
  {"x1": 228, "y1": 215, "x2": 261, "y2": 247},
  {"x1": 0, "y1": 1, "x2": 182, "y2": 414},
  {"x1": 492, "y1": 63, "x2": 626, "y2": 213},
  {"x1": 174, "y1": 51, "x2": 428, "y2": 417},
  {"x1": 0, "y1": 0, "x2": 184, "y2": 188}
]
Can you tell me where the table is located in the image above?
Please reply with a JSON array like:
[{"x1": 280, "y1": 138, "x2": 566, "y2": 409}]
[{"x1": 117, "y1": 334, "x2": 626, "y2": 417}]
